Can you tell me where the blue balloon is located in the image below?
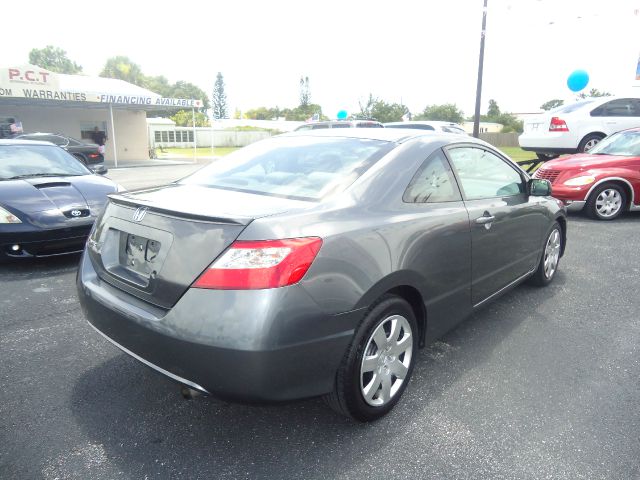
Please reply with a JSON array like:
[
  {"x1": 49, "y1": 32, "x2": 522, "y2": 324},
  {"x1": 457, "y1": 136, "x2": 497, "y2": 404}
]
[
  {"x1": 336, "y1": 110, "x2": 348, "y2": 120},
  {"x1": 567, "y1": 70, "x2": 589, "y2": 92}
]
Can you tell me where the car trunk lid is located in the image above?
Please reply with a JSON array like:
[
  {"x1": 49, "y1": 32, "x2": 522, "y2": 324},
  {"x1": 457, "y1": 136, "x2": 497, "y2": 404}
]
[{"x1": 87, "y1": 183, "x2": 312, "y2": 309}]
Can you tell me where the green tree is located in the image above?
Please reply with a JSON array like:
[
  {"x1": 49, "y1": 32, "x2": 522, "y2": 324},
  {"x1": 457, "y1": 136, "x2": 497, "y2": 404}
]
[
  {"x1": 212, "y1": 72, "x2": 228, "y2": 119},
  {"x1": 169, "y1": 110, "x2": 210, "y2": 127},
  {"x1": 540, "y1": 99, "x2": 564, "y2": 111},
  {"x1": 355, "y1": 94, "x2": 409, "y2": 123},
  {"x1": 244, "y1": 106, "x2": 282, "y2": 120},
  {"x1": 487, "y1": 99, "x2": 501, "y2": 118},
  {"x1": 100, "y1": 56, "x2": 145, "y2": 86},
  {"x1": 169, "y1": 81, "x2": 209, "y2": 111},
  {"x1": 415, "y1": 103, "x2": 464, "y2": 123},
  {"x1": 28, "y1": 45, "x2": 82, "y2": 74},
  {"x1": 578, "y1": 88, "x2": 613, "y2": 99},
  {"x1": 299, "y1": 76, "x2": 310, "y2": 107}
]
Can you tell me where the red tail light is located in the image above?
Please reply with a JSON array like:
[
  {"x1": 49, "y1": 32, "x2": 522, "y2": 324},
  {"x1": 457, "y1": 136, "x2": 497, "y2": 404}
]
[
  {"x1": 193, "y1": 237, "x2": 323, "y2": 290},
  {"x1": 549, "y1": 117, "x2": 569, "y2": 132},
  {"x1": 88, "y1": 153, "x2": 99, "y2": 158}
]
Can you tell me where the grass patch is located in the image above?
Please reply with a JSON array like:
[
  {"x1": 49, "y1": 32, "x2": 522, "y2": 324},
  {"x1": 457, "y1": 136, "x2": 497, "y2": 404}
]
[
  {"x1": 498, "y1": 146, "x2": 536, "y2": 162},
  {"x1": 161, "y1": 147, "x2": 239, "y2": 158}
]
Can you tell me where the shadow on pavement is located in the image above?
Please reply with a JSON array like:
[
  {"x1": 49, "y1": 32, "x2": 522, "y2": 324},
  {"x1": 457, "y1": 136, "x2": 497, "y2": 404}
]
[{"x1": 68, "y1": 274, "x2": 565, "y2": 479}]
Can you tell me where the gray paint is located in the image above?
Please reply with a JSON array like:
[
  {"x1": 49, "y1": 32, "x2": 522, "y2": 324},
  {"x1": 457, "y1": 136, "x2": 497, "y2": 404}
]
[{"x1": 78, "y1": 131, "x2": 567, "y2": 402}]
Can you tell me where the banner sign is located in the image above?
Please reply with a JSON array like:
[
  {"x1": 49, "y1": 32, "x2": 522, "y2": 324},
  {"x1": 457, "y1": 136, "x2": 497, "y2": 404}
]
[{"x1": 0, "y1": 66, "x2": 202, "y2": 108}]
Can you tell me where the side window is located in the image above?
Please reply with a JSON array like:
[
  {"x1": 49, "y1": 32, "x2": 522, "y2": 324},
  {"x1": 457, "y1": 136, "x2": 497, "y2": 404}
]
[
  {"x1": 403, "y1": 149, "x2": 461, "y2": 203},
  {"x1": 311, "y1": 124, "x2": 330, "y2": 129},
  {"x1": 593, "y1": 99, "x2": 639, "y2": 117},
  {"x1": 447, "y1": 147, "x2": 524, "y2": 200}
]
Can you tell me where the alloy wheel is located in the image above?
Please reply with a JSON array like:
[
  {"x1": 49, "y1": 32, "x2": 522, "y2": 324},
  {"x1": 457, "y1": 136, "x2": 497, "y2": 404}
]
[
  {"x1": 543, "y1": 229, "x2": 561, "y2": 279},
  {"x1": 360, "y1": 314, "x2": 413, "y2": 407},
  {"x1": 595, "y1": 189, "x2": 622, "y2": 218}
]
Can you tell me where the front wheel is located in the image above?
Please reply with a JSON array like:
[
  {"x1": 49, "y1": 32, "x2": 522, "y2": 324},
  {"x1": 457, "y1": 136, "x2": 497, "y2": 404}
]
[
  {"x1": 529, "y1": 222, "x2": 562, "y2": 286},
  {"x1": 325, "y1": 295, "x2": 418, "y2": 422},
  {"x1": 585, "y1": 182, "x2": 626, "y2": 220}
]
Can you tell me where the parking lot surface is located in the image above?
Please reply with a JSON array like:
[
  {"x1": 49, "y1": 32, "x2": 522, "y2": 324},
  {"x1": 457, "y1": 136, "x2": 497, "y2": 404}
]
[{"x1": 1, "y1": 166, "x2": 639, "y2": 479}]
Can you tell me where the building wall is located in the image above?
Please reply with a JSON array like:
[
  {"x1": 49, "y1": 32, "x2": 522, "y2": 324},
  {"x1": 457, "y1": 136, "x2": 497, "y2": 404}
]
[
  {"x1": 0, "y1": 105, "x2": 148, "y2": 162},
  {"x1": 148, "y1": 124, "x2": 271, "y2": 148}
]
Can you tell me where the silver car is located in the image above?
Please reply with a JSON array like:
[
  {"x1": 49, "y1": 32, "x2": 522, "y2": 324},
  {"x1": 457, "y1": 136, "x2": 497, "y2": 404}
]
[{"x1": 77, "y1": 129, "x2": 566, "y2": 421}]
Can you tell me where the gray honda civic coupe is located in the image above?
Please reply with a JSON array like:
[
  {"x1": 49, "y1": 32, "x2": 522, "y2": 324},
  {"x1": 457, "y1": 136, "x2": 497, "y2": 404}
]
[{"x1": 77, "y1": 129, "x2": 567, "y2": 421}]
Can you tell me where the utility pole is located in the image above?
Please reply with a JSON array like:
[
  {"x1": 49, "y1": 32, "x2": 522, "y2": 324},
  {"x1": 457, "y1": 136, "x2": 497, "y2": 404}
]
[{"x1": 473, "y1": 0, "x2": 488, "y2": 138}]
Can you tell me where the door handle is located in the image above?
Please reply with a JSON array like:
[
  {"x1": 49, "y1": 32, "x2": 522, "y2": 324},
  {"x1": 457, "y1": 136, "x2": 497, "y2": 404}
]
[{"x1": 475, "y1": 215, "x2": 495, "y2": 224}]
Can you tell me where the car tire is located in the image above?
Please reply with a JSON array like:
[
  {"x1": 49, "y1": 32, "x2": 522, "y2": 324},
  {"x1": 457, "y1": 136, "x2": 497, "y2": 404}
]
[
  {"x1": 585, "y1": 182, "x2": 626, "y2": 221},
  {"x1": 577, "y1": 133, "x2": 605, "y2": 153},
  {"x1": 529, "y1": 222, "x2": 562, "y2": 287},
  {"x1": 536, "y1": 152, "x2": 558, "y2": 161},
  {"x1": 325, "y1": 294, "x2": 418, "y2": 422}
]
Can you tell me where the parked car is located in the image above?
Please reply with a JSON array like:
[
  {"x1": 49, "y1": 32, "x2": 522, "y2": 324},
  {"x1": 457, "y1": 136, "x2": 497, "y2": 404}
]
[
  {"x1": 384, "y1": 121, "x2": 468, "y2": 135},
  {"x1": 534, "y1": 127, "x2": 640, "y2": 220},
  {"x1": 13, "y1": 132, "x2": 107, "y2": 174},
  {"x1": 294, "y1": 120, "x2": 383, "y2": 131},
  {"x1": 78, "y1": 129, "x2": 566, "y2": 421},
  {"x1": 0, "y1": 139, "x2": 119, "y2": 260},
  {"x1": 519, "y1": 96, "x2": 640, "y2": 159}
]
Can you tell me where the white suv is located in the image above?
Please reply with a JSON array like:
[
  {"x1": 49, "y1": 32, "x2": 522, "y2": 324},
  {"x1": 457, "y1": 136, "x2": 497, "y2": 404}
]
[{"x1": 519, "y1": 96, "x2": 640, "y2": 159}]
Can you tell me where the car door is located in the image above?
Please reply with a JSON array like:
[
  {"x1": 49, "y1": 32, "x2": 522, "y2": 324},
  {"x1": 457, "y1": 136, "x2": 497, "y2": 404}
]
[
  {"x1": 445, "y1": 145, "x2": 543, "y2": 306},
  {"x1": 400, "y1": 147, "x2": 472, "y2": 340},
  {"x1": 591, "y1": 98, "x2": 640, "y2": 134}
]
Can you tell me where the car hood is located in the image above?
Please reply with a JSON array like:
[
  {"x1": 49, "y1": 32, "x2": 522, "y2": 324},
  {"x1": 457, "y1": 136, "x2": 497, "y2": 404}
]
[
  {"x1": 0, "y1": 174, "x2": 117, "y2": 216},
  {"x1": 543, "y1": 153, "x2": 637, "y2": 170}
]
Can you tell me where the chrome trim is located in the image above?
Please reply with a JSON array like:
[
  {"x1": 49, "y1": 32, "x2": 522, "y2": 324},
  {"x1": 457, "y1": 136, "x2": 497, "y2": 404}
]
[
  {"x1": 584, "y1": 177, "x2": 635, "y2": 209},
  {"x1": 87, "y1": 322, "x2": 210, "y2": 395},
  {"x1": 565, "y1": 200, "x2": 586, "y2": 212},
  {"x1": 473, "y1": 268, "x2": 536, "y2": 309}
]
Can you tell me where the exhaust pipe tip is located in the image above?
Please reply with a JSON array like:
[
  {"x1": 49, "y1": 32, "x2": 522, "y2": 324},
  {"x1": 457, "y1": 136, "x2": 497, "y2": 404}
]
[{"x1": 180, "y1": 386, "x2": 202, "y2": 400}]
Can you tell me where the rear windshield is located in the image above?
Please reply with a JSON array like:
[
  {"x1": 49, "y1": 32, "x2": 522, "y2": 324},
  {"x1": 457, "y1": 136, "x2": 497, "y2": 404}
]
[
  {"x1": 589, "y1": 130, "x2": 640, "y2": 156},
  {"x1": 0, "y1": 144, "x2": 89, "y2": 180},
  {"x1": 553, "y1": 100, "x2": 596, "y2": 114},
  {"x1": 181, "y1": 136, "x2": 394, "y2": 201}
]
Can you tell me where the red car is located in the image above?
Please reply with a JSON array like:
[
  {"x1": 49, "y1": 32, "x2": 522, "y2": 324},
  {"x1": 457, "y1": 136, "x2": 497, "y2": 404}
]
[{"x1": 534, "y1": 128, "x2": 640, "y2": 220}]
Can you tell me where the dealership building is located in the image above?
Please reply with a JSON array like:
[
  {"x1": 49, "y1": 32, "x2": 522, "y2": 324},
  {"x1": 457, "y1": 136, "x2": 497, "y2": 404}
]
[{"x1": 0, "y1": 65, "x2": 201, "y2": 165}]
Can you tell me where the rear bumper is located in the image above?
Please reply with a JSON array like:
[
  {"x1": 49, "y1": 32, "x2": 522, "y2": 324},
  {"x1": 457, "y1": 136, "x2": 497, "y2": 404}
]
[
  {"x1": 0, "y1": 223, "x2": 92, "y2": 258},
  {"x1": 519, "y1": 131, "x2": 578, "y2": 154},
  {"x1": 77, "y1": 252, "x2": 363, "y2": 402}
]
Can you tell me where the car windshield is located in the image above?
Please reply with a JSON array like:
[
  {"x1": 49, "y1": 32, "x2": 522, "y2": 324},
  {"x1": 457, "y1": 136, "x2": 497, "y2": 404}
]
[
  {"x1": 180, "y1": 136, "x2": 393, "y2": 200},
  {"x1": 588, "y1": 130, "x2": 640, "y2": 156},
  {"x1": 0, "y1": 144, "x2": 91, "y2": 180}
]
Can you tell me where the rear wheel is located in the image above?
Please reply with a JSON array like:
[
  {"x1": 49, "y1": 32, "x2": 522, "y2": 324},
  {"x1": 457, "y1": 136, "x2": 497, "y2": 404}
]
[
  {"x1": 529, "y1": 222, "x2": 562, "y2": 286},
  {"x1": 585, "y1": 182, "x2": 626, "y2": 220},
  {"x1": 536, "y1": 152, "x2": 558, "y2": 161},
  {"x1": 578, "y1": 133, "x2": 605, "y2": 153},
  {"x1": 325, "y1": 295, "x2": 418, "y2": 422}
]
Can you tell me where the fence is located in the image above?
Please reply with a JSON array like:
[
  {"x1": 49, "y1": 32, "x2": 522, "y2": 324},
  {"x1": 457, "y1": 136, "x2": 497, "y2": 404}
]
[{"x1": 478, "y1": 132, "x2": 520, "y2": 147}]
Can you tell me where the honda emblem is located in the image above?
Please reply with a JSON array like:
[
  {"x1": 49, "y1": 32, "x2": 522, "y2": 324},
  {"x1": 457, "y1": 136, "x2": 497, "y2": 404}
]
[{"x1": 133, "y1": 207, "x2": 148, "y2": 222}]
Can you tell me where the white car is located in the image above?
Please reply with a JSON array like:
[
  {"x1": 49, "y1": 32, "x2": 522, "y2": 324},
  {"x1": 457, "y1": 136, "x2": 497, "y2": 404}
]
[
  {"x1": 384, "y1": 121, "x2": 468, "y2": 135},
  {"x1": 519, "y1": 96, "x2": 640, "y2": 159}
]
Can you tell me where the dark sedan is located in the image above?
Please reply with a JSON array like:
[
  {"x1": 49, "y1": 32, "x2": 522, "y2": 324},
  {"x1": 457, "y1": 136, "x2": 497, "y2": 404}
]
[
  {"x1": 14, "y1": 132, "x2": 107, "y2": 174},
  {"x1": 0, "y1": 139, "x2": 119, "y2": 260},
  {"x1": 78, "y1": 130, "x2": 567, "y2": 421}
]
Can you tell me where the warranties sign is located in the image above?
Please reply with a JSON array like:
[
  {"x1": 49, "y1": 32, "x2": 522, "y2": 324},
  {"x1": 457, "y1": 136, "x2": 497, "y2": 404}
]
[{"x1": 0, "y1": 66, "x2": 201, "y2": 108}]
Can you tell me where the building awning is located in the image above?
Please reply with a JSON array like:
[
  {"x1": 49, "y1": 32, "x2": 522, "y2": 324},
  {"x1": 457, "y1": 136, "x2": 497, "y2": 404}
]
[{"x1": 0, "y1": 65, "x2": 202, "y2": 111}]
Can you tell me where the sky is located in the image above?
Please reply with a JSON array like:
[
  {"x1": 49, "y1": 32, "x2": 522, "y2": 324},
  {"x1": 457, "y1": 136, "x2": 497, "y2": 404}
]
[{"x1": 3, "y1": 0, "x2": 640, "y2": 118}]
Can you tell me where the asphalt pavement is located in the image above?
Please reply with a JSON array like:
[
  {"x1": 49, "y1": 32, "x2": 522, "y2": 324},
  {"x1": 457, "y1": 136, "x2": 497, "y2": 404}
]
[{"x1": 1, "y1": 166, "x2": 638, "y2": 479}]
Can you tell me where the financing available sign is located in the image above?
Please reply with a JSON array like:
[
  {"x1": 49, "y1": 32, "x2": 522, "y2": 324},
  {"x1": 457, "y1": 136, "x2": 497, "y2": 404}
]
[{"x1": 0, "y1": 66, "x2": 202, "y2": 108}]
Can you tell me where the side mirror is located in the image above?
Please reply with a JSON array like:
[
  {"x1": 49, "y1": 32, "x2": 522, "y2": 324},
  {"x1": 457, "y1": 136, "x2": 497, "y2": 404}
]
[{"x1": 529, "y1": 178, "x2": 551, "y2": 196}]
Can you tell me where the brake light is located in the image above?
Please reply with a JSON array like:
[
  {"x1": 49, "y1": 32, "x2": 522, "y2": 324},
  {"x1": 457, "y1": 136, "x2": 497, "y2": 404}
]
[
  {"x1": 193, "y1": 237, "x2": 323, "y2": 290},
  {"x1": 549, "y1": 117, "x2": 569, "y2": 132},
  {"x1": 88, "y1": 153, "x2": 99, "y2": 158}
]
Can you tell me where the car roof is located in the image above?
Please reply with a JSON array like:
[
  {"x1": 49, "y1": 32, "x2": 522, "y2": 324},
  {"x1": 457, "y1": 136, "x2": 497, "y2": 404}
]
[
  {"x1": 384, "y1": 121, "x2": 460, "y2": 127},
  {"x1": 15, "y1": 132, "x2": 67, "y2": 137},
  {"x1": 282, "y1": 128, "x2": 472, "y2": 144},
  {"x1": 0, "y1": 139, "x2": 57, "y2": 146}
]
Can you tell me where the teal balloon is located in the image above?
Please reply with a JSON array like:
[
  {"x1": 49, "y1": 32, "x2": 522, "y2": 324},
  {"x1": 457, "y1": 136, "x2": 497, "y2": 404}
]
[
  {"x1": 567, "y1": 70, "x2": 589, "y2": 92},
  {"x1": 336, "y1": 110, "x2": 348, "y2": 120}
]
